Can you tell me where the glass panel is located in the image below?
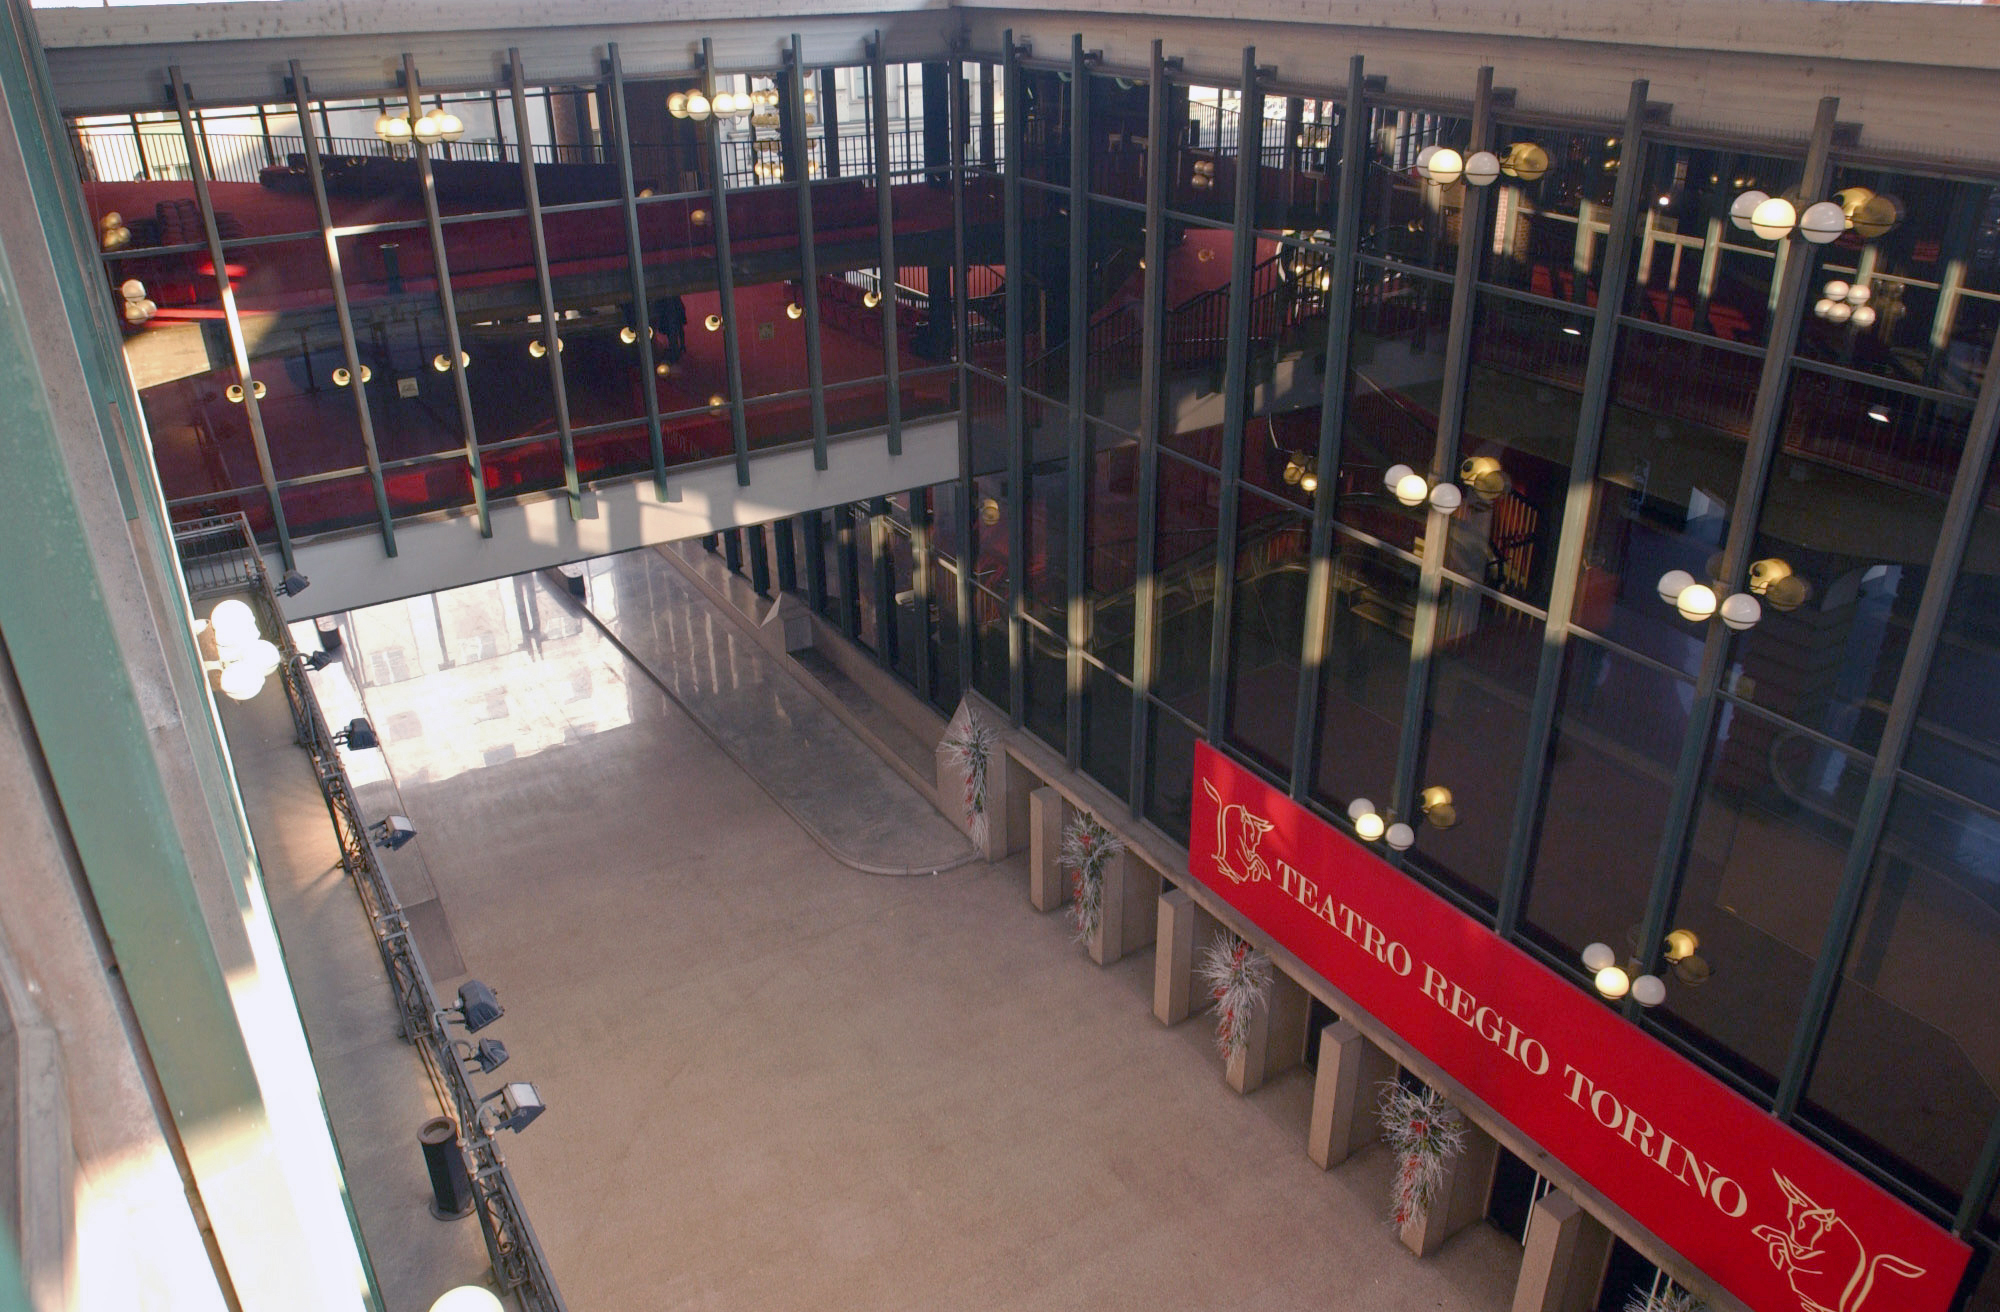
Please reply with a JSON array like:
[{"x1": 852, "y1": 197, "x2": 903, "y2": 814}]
[
  {"x1": 1087, "y1": 76, "x2": 1148, "y2": 203},
  {"x1": 1019, "y1": 69, "x2": 1071, "y2": 188},
  {"x1": 1626, "y1": 145, "x2": 1803, "y2": 347},
  {"x1": 972, "y1": 471, "x2": 1011, "y2": 599},
  {"x1": 628, "y1": 76, "x2": 708, "y2": 195},
  {"x1": 1225, "y1": 492, "x2": 1310, "y2": 779},
  {"x1": 1358, "y1": 104, "x2": 1470, "y2": 274},
  {"x1": 968, "y1": 368, "x2": 1008, "y2": 477},
  {"x1": 898, "y1": 366, "x2": 959, "y2": 427},
  {"x1": 1480, "y1": 122, "x2": 1621, "y2": 304},
  {"x1": 140, "y1": 374, "x2": 261, "y2": 501},
  {"x1": 1018, "y1": 187, "x2": 1071, "y2": 402},
  {"x1": 72, "y1": 110, "x2": 205, "y2": 263},
  {"x1": 1411, "y1": 582, "x2": 1544, "y2": 911},
  {"x1": 1258, "y1": 98, "x2": 1341, "y2": 234},
  {"x1": 1084, "y1": 422, "x2": 1141, "y2": 672},
  {"x1": 891, "y1": 168, "x2": 958, "y2": 375},
  {"x1": 816, "y1": 508, "x2": 845, "y2": 626},
  {"x1": 931, "y1": 557, "x2": 964, "y2": 715},
  {"x1": 1455, "y1": 294, "x2": 1589, "y2": 608},
  {"x1": 852, "y1": 504, "x2": 881, "y2": 653},
  {"x1": 1656, "y1": 702, "x2": 1868, "y2": 1094},
  {"x1": 1084, "y1": 199, "x2": 1147, "y2": 427},
  {"x1": 1159, "y1": 223, "x2": 1235, "y2": 455},
  {"x1": 884, "y1": 507, "x2": 920, "y2": 686},
  {"x1": 1797, "y1": 172, "x2": 1999, "y2": 398},
  {"x1": 1728, "y1": 373, "x2": 1969, "y2": 753},
  {"x1": 1024, "y1": 617, "x2": 1067, "y2": 752},
  {"x1": 1152, "y1": 453, "x2": 1221, "y2": 726},
  {"x1": 1803, "y1": 782, "x2": 2000, "y2": 1214},
  {"x1": 1240, "y1": 233, "x2": 1336, "y2": 509},
  {"x1": 1145, "y1": 701, "x2": 1201, "y2": 844},
  {"x1": 961, "y1": 62, "x2": 1005, "y2": 174},
  {"x1": 1339, "y1": 262, "x2": 1451, "y2": 553},
  {"x1": 824, "y1": 375, "x2": 890, "y2": 441},
  {"x1": 1577, "y1": 326, "x2": 1759, "y2": 676},
  {"x1": 1906, "y1": 451, "x2": 2000, "y2": 810},
  {"x1": 1310, "y1": 538, "x2": 1418, "y2": 813},
  {"x1": 1520, "y1": 639, "x2": 1695, "y2": 963},
  {"x1": 281, "y1": 472, "x2": 380, "y2": 538},
  {"x1": 1166, "y1": 83, "x2": 1242, "y2": 223},
  {"x1": 1024, "y1": 404, "x2": 1070, "y2": 629},
  {"x1": 963, "y1": 171, "x2": 1007, "y2": 373},
  {"x1": 1082, "y1": 657, "x2": 1134, "y2": 797}
]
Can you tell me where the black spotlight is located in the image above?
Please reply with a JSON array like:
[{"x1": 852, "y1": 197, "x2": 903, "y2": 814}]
[
  {"x1": 483, "y1": 1082, "x2": 545, "y2": 1134},
  {"x1": 334, "y1": 717, "x2": 378, "y2": 750},
  {"x1": 455, "y1": 980, "x2": 503, "y2": 1032},
  {"x1": 369, "y1": 815, "x2": 417, "y2": 850},
  {"x1": 303, "y1": 650, "x2": 336, "y2": 671},
  {"x1": 469, "y1": 1037, "x2": 509, "y2": 1073},
  {"x1": 279, "y1": 569, "x2": 311, "y2": 596}
]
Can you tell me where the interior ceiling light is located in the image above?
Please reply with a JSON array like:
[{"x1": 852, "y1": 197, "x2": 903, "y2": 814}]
[
  {"x1": 528, "y1": 337, "x2": 562, "y2": 358},
  {"x1": 432, "y1": 351, "x2": 469, "y2": 372},
  {"x1": 704, "y1": 313, "x2": 723, "y2": 331},
  {"x1": 332, "y1": 364, "x2": 372, "y2": 387},
  {"x1": 1815, "y1": 279, "x2": 1877, "y2": 329},
  {"x1": 619, "y1": 326, "x2": 638, "y2": 344},
  {"x1": 374, "y1": 110, "x2": 412, "y2": 142},
  {"x1": 413, "y1": 108, "x2": 465, "y2": 145},
  {"x1": 786, "y1": 302, "x2": 803, "y2": 320}
]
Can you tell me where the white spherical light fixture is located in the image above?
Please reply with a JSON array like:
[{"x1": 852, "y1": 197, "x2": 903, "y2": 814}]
[
  {"x1": 1394, "y1": 473, "x2": 1430, "y2": 507},
  {"x1": 1414, "y1": 144, "x2": 1440, "y2": 178},
  {"x1": 1382, "y1": 463, "x2": 1413, "y2": 491},
  {"x1": 1849, "y1": 305, "x2": 1877, "y2": 329},
  {"x1": 667, "y1": 92, "x2": 689, "y2": 118},
  {"x1": 1385, "y1": 822, "x2": 1415, "y2": 851},
  {"x1": 1728, "y1": 190, "x2": 1767, "y2": 232},
  {"x1": 1798, "y1": 201, "x2": 1846, "y2": 244},
  {"x1": 1656, "y1": 569, "x2": 1696, "y2": 605},
  {"x1": 1823, "y1": 280, "x2": 1850, "y2": 302},
  {"x1": 1581, "y1": 941, "x2": 1617, "y2": 973},
  {"x1": 1720, "y1": 592, "x2": 1762, "y2": 631},
  {"x1": 1594, "y1": 965, "x2": 1632, "y2": 999},
  {"x1": 430, "y1": 1289, "x2": 505, "y2": 1312},
  {"x1": 208, "y1": 599, "x2": 259, "y2": 647},
  {"x1": 1676, "y1": 583, "x2": 1718, "y2": 622},
  {"x1": 1428, "y1": 483, "x2": 1463, "y2": 513},
  {"x1": 1749, "y1": 196, "x2": 1797, "y2": 241},
  {"x1": 1347, "y1": 797, "x2": 1376, "y2": 822},
  {"x1": 218, "y1": 661, "x2": 267, "y2": 702},
  {"x1": 1427, "y1": 148, "x2": 1464, "y2": 186},
  {"x1": 685, "y1": 92, "x2": 711, "y2": 120},
  {"x1": 1631, "y1": 974, "x2": 1668, "y2": 1008},
  {"x1": 1355, "y1": 811, "x2": 1386, "y2": 842},
  {"x1": 1825, "y1": 301, "x2": 1852, "y2": 324},
  {"x1": 1463, "y1": 150, "x2": 1501, "y2": 186}
]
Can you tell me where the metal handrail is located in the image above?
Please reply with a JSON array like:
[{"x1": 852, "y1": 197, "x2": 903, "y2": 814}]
[{"x1": 173, "y1": 513, "x2": 568, "y2": 1312}]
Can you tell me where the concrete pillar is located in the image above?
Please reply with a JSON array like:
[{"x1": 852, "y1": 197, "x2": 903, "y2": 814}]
[
  {"x1": 1399, "y1": 1117, "x2": 1501, "y2": 1258},
  {"x1": 1028, "y1": 786, "x2": 1067, "y2": 912},
  {"x1": 1088, "y1": 849, "x2": 1162, "y2": 966},
  {"x1": 1152, "y1": 887, "x2": 1219, "y2": 1025},
  {"x1": 997, "y1": 749, "x2": 1035, "y2": 859},
  {"x1": 1512, "y1": 1189, "x2": 1615, "y2": 1312},
  {"x1": 1224, "y1": 968, "x2": 1311, "y2": 1094},
  {"x1": 1306, "y1": 1020, "x2": 1398, "y2": 1168}
]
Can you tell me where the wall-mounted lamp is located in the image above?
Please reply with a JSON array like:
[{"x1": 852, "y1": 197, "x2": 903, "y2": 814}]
[
  {"x1": 452, "y1": 980, "x2": 502, "y2": 1032},
  {"x1": 454, "y1": 1037, "x2": 509, "y2": 1074},
  {"x1": 332, "y1": 717, "x2": 379, "y2": 751},
  {"x1": 119, "y1": 277, "x2": 156, "y2": 324},
  {"x1": 477, "y1": 1082, "x2": 545, "y2": 1134},
  {"x1": 1729, "y1": 189, "x2": 1867, "y2": 244},
  {"x1": 412, "y1": 108, "x2": 465, "y2": 145},
  {"x1": 786, "y1": 302, "x2": 803, "y2": 320},
  {"x1": 370, "y1": 814, "x2": 417, "y2": 850},
  {"x1": 704, "y1": 313, "x2": 723, "y2": 331},
  {"x1": 1382, "y1": 464, "x2": 1463, "y2": 512},
  {"x1": 1349, "y1": 786, "x2": 1454, "y2": 851}
]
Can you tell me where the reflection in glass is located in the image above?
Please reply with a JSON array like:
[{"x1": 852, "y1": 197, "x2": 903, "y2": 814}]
[
  {"x1": 1166, "y1": 83, "x2": 1245, "y2": 223},
  {"x1": 1359, "y1": 105, "x2": 1470, "y2": 273},
  {"x1": 1521, "y1": 638, "x2": 1694, "y2": 963},
  {"x1": 1019, "y1": 69, "x2": 1071, "y2": 188},
  {"x1": 1152, "y1": 453, "x2": 1221, "y2": 726},
  {"x1": 1158, "y1": 223, "x2": 1236, "y2": 453},
  {"x1": 1626, "y1": 145, "x2": 1802, "y2": 347},
  {"x1": 1024, "y1": 411, "x2": 1069, "y2": 629},
  {"x1": 1412, "y1": 582, "x2": 1543, "y2": 910},
  {"x1": 1481, "y1": 124, "x2": 1620, "y2": 303},
  {"x1": 1087, "y1": 76, "x2": 1149, "y2": 203},
  {"x1": 1084, "y1": 423, "x2": 1141, "y2": 673},
  {"x1": 1024, "y1": 616, "x2": 1066, "y2": 753},
  {"x1": 1226, "y1": 492, "x2": 1310, "y2": 779},
  {"x1": 1655, "y1": 702, "x2": 1867, "y2": 1093},
  {"x1": 1258, "y1": 97, "x2": 1341, "y2": 233},
  {"x1": 1311, "y1": 538, "x2": 1417, "y2": 813},
  {"x1": 1084, "y1": 199, "x2": 1148, "y2": 427},
  {"x1": 1146, "y1": 700, "x2": 1202, "y2": 844},
  {"x1": 1804, "y1": 782, "x2": 2000, "y2": 1214},
  {"x1": 1906, "y1": 454, "x2": 2000, "y2": 812},
  {"x1": 1339, "y1": 262, "x2": 1450, "y2": 553},
  {"x1": 1081, "y1": 657, "x2": 1133, "y2": 798}
]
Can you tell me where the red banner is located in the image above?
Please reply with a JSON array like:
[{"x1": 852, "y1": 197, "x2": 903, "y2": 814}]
[{"x1": 1189, "y1": 742, "x2": 1968, "y2": 1312}]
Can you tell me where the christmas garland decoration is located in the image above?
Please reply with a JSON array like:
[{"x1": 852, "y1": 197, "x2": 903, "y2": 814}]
[
  {"x1": 1197, "y1": 930, "x2": 1272, "y2": 1064},
  {"x1": 1377, "y1": 1082, "x2": 1468, "y2": 1229},
  {"x1": 1624, "y1": 1289, "x2": 1707, "y2": 1312},
  {"x1": 1062, "y1": 812, "x2": 1126, "y2": 943},
  {"x1": 940, "y1": 711, "x2": 999, "y2": 848}
]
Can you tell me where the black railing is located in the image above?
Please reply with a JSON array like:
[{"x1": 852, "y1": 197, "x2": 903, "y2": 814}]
[{"x1": 172, "y1": 513, "x2": 568, "y2": 1312}]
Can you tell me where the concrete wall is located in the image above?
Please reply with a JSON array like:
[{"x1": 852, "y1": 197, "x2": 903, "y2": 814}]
[{"x1": 271, "y1": 418, "x2": 961, "y2": 621}]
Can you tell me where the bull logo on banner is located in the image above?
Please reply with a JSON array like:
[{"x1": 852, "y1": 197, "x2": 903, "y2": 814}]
[
  {"x1": 1202, "y1": 778, "x2": 1274, "y2": 887},
  {"x1": 1751, "y1": 1171, "x2": 1927, "y2": 1312}
]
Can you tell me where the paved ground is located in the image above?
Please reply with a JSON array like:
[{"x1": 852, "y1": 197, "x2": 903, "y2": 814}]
[{"x1": 266, "y1": 559, "x2": 1518, "y2": 1311}]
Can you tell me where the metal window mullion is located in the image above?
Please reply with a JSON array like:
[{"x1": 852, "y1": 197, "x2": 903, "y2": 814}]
[
  {"x1": 698, "y1": 40, "x2": 753, "y2": 487},
  {"x1": 950, "y1": 58, "x2": 977, "y2": 705},
  {"x1": 871, "y1": 34, "x2": 903, "y2": 452},
  {"x1": 401, "y1": 56, "x2": 489, "y2": 537},
  {"x1": 606, "y1": 44, "x2": 669, "y2": 501},
  {"x1": 1389, "y1": 66, "x2": 1493, "y2": 827},
  {"x1": 1064, "y1": 34, "x2": 1090, "y2": 771},
  {"x1": 508, "y1": 50, "x2": 582, "y2": 513},
  {"x1": 1126, "y1": 41, "x2": 1170, "y2": 819},
  {"x1": 1003, "y1": 33, "x2": 1027, "y2": 726},
  {"x1": 1626, "y1": 97, "x2": 1841, "y2": 1028},
  {"x1": 789, "y1": 36, "x2": 829, "y2": 471},
  {"x1": 288, "y1": 63, "x2": 396, "y2": 556},
  {"x1": 1775, "y1": 296, "x2": 2000, "y2": 1119},
  {"x1": 1492, "y1": 82, "x2": 1657, "y2": 936},
  {"x1": 1202, "y1": 46, "x2": 1262, "y2": 739},
  {"x1": 1287, "y1": 57, "x2": 1367, "y2": 804},
  {"x1": 168, "y1": 68, "x2": 292, "y2": 567}
]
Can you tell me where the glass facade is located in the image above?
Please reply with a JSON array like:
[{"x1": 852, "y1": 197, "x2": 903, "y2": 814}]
[{"x1": 80, "y1": 43, "x2": 2000, "y2": 1294}]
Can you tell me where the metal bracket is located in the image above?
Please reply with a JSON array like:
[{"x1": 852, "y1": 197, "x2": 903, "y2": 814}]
[
  {"x1": 1363, "y1": 74, "x2": 1387, "y2": 94},
  {"x1": 1642, "y1": 100, "x2": 1674, "y2": 125}
]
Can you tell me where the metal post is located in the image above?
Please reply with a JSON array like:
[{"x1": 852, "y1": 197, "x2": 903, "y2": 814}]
[
  {"x1": 1775, "y1": 309, "x2": 2000, "y2": 1114},
  {"x1": 1126, "y1": 40, "x2": 1170, "y2": 817},
  {"x1": 1003, "y1": 32, "x2": 1027, "y2": 725},
  {"x1": 951, "y1": 55, "x2": 977, "y2": 705},
  {"x1": 605, "y1": 44, "x2": 669, "y2": 501},
  {"x1": 1630, "y1": 96, "x2": 1841, "y2": 1025},
  {"x1": 1202, "y1": 47, "x2": 1261, "y2": 737},
  {"x1": 789, "y1": 36, "x2": 831, "y2": 471},
  {"x1": 290, "y1": 62, "x2": 396, "y2": 556},
  {"x1": 1389, "y1": 66, "x2": 1493, "y2": 822},
  {"x1": 1065, "y1": 34, "x2": 1090, "y2": 769},
  {"x1": 508, "y1": 50, "x2": 582, "y2": 514},
  {"x1": 871, "y1": 33, "x2": 903, "y2": 451},
  {"x1": 701, "y1": 38, "x2": 753, "y2": 486},
  {"x1": 402, "y1": 53, "x2": 489, "y2": 538},
  {"x1": 168, "y1": 69, "x2": 293, "y2": 566},
  {"x1": 1286, "y1": 57, "x2": 1368, "y2": 802}
]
